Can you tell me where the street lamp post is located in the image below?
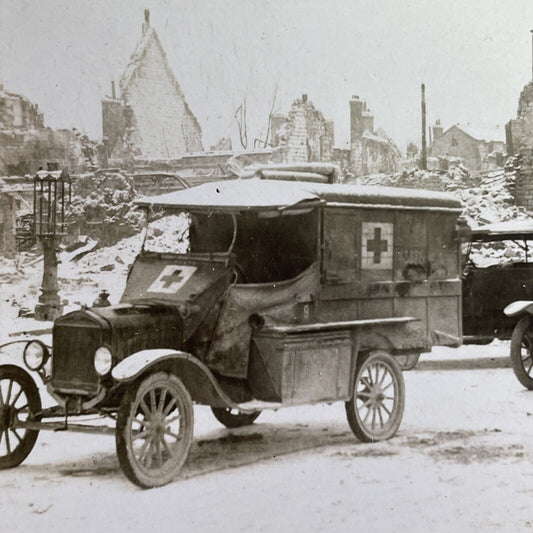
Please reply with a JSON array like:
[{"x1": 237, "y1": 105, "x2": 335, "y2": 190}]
[{"x1": 33, "y1": 169, "x2": 70, "y2": 321}]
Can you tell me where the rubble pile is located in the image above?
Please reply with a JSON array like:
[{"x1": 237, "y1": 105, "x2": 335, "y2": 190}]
[
  {"x1": 354, "y1": 167, "x2": 529, "y2": 227},
  {"x1": 67, "y1": 171, "x2": 143, "y2": 245}
]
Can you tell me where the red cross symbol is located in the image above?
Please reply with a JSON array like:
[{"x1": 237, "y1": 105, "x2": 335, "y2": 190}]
[
  {"x1": 160, "y1": 268, "x2": 184, "y2": 288},
  {"x1": 367, "y1": 227, "x2": 388, "y2": 264}
]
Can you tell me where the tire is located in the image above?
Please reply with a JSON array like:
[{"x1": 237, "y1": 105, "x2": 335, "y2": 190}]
[
  {"x1": 116, "y1": 372, "x2": 194, "y2": 488},
  {"x1": 345, "y1": 351, "x2": 405, "y2": 442},
  {"x1": 395, "y1": 353, "x2": 420, "y2": 371},
  {"x1": 0, "y1": 365, "x2": 41, "y2": 469},
  {"x1": 211, "y1": 407, "x2": 260, "y2": 428},
  {"x1": 510, "y1": 316, "x2": 533, "y2": 390}
]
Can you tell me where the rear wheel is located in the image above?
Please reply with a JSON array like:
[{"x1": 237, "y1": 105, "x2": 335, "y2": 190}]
[
  {"x1": 510, "y1": 316, "x2": 533, "y2": 390},
  {"x1": 345, "y1": 351, "x2": 405, "y2": 442},
  {"x1": 395, "y1": 353, "x2": 420, "y2": 371},
  {"x1": 211, "y1": 407, "x2": 260, "y2": 428},
  {"x1": 0, "y1": 365, "x2": 41, "y2": 468},
  {"x1": 116, "y1": 372, "x2": 194, "y2": 488}
]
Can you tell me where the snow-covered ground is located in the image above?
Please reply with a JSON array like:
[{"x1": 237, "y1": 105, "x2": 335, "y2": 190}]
[
  {"x1": 1, "y1": 172, "x2": 532, "y2": 532},
  {"x1": 0, "y1": 346, "x2": 531, "y2": 533}
]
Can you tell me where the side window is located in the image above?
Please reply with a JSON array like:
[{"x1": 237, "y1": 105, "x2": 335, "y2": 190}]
[{"x1": 322, "y1": 210, "x2": 357, "y2": 283}]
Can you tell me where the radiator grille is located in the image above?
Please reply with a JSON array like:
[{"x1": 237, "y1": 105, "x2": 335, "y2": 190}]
[{"x1": 51, "y1": 324, "x2": 101, "y2": 394}]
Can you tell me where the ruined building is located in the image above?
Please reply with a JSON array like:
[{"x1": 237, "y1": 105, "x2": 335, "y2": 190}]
[
  {"x1": 0, "y1": 84, "x2": 91, "y2": 176},
  {"x1": 429, "y1": 121, "x2": 504, "y2": 171},
  {"x1": 269, "y1": 94, "x2": 400, "y2": 176},
  {"x1": 269, "y1": 94, "x2": 334, "y2": 163},
  {"x1": 506, "y1": 81, "x2": 533, "y2": 157},
  {"x1": 102, "y1": 10, "x2": 204, "y2": 162},
  {"x1": 348, "y1": 96, "x2": 401, "y2": 175},
  {"x1": 506, "y1": 79, "x2": 533, "y2": 208}
]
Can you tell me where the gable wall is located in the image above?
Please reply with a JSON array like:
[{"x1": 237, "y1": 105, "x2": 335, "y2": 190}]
[
  {"x1": 122, "y1": 38, "x2": 203, "y2": 158},
  {"x1": 429, "y1": 127, "x2": 482, "y2": 170}
]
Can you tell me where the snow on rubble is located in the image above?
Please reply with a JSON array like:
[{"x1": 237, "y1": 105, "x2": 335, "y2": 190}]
[{"x1": 1, "y1": 166, "x2": 530, "y2": 330}]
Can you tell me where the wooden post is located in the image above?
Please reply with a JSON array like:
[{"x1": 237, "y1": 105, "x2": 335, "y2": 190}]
[{"x1": 421, "y1": 83, "x2": 427, "y2": 170}]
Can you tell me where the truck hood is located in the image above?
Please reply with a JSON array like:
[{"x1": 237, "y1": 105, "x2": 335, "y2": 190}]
[{"x1": 121, "y1": 253, "x2": 232, "y2": 306}]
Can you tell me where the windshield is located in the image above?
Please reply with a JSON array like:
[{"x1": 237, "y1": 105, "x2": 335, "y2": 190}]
[
  {"x1": 144, "y1": 211, "x2": 236, "y2": 254},
  {"x1": 143, "y1": 208, "x2": 318, "y2": 282}
]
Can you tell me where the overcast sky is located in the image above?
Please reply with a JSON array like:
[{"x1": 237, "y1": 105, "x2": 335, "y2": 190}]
[{"x1": 1, "y1": 0, "x2": 533, "y2": 151}]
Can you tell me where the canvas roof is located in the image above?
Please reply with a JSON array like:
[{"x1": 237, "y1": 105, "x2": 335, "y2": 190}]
[
  {"x1": 471, "y1": 220, "x2": 533, "y2": 241},
  {"x1": 135, "y1": 178, "x2": 462, "y2": 212}
]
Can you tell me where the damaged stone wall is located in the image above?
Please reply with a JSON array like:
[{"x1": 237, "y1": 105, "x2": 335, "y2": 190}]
[
  {"x1": 0, "y1": 85, "x2": 44, "y2": 130},
  {"x1": 0, "y1": 85, "x2": 99, "y2": 176},
  {"x1": 269, "y1": 94, "x2": 334, "y2": 163},
  {"x1": 103, "y1": 10, "x2": 203, "y2": 162},
  {"x1": 0, "y1": 128, "x2": 93, "y2": 176},
  {"x1": 347, "y1": 95, "x2": 401, "y2": 176},
  {"x1": 506, "y1": 81, "x2": 533, "y2": 209}
]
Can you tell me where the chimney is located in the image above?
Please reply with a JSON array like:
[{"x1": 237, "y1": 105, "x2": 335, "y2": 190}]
[
  {"x1": 432, "y1": 119, "x2": 443, "y2": 141},
  {"x1": 349, "y1": 95, "x2": 364, "y2": 144},
  {"x1": 142, "y1": 9, "x2": 150, "y2": 35},
  {"x1": 111, "y1": 81, "x2": 116, "y2": 100},
  {"x1": 302, "y1": 94, "x2": 308, "y2": 103}
]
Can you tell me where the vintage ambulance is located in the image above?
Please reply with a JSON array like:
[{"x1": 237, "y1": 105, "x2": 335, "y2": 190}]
[{"x1": 0, "y1": 173, "x2": 464, "y2": 487}]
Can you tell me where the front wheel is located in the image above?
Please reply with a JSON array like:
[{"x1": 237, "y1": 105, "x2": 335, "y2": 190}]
[
  {"x1": 345, "y1": 351, "x2": 405, "y2": 442},
  {"x1": 211, "y1": 407, "x2": 260, "y2": 428},
  {"x1": 116, "y1": 372, "x2": 194, "y2": 488},
  {"x1": 0, "y1": 365, "x2": 41, "y2": 468},
  {"x1": 510, "y1": 316, "x2": 533, "y2": 390}
]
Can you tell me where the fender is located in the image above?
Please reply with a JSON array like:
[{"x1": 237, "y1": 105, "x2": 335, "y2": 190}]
[
  {"x1": 111, "y1": 349, "x2": 257, "y2": 414},
  {"x1": 504, "y1": 300, "x2": 533, "y2": 318}
]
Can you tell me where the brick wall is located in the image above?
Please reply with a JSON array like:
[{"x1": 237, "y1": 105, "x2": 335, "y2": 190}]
[
  {"x1": 269, "y1": 95, "x2": 334, "y2": 164},
  {"x1": 118, "y1": 32, "x2": 203, "y2": 159}
]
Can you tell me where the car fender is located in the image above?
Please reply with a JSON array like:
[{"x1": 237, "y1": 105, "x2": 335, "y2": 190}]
[
  {"x1": 111, "y1": 349, "x2": 257, "y2": 413},
  {"x1": 503, "y1": 300, "x2": 533, "y2": 318}
]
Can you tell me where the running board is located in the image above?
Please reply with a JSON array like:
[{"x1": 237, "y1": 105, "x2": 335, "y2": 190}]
[{"x1": 235, "y1": 400, "x2": 282, "y2": 412}]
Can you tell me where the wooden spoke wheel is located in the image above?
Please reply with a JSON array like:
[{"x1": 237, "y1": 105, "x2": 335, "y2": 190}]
[
  {"x1": 395, "y1": 353, "x2": 420, "y2": 371},
  {"x1": 116, "y1": 372, "x2": 194, "y2": 488},
  {"x1": 211, "y1": 407, "x2": 260, "y2": 428},
  {"x1": 0, "y1": 365, "x2": 41, "y2": 469},
  {"x1": 510, "y1": 316, "x2": 533, "y2": 390},
  {"x1": 345, "y1": 351, "x2": 405, "y2": 442}
]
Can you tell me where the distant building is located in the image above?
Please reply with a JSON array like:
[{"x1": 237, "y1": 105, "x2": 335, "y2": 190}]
[
  {"x1": 347, "y1": 95, "x2": 401, "y2": 176},
  {"x1": 429, "y1": 121, "x2": 505, "y2": 171},
  {"x1": 102, "y1": 9, "x2": 204, "y2": 162},
  {"x1": 269, "y1": 94, "x2": 334, "y2": 163},
  {"x1": 0, "y1": 84, "x2": 92, "y2": 176}
]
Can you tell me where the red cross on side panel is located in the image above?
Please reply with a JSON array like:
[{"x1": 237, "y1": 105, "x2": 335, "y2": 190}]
[
  {"x1": 366, "y1": 227, "x2": 388, "y2": 263},
  {"x1": 362, "y1": 222, "x2": 393, "y2": 270}
]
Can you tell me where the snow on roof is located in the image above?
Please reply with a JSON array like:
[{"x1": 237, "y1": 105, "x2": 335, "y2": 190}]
[
  {"x1": 450, "y1": 124, "x2": 505, "y2": 143},
  {"x1": 135, "y1": 177, "x2": 462, "y2": 212},
  {"x1": 471, "y1": 220, "x2": 533, "y2": 240}
]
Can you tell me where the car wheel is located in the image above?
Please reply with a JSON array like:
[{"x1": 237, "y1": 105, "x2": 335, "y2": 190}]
[
  {"x1": 211, "y1": 407, "x2": 260, "y2": 428},
  {"x1": 116, "y1": 372, "x2": 194, "y2": 488},
  {"x1": 395, "y1": 353, "x2": 420, "y2": 371},
  {"x1": 510, "y1": 316, "x2": 533, "y2": 390},
  {"x1": 345, "y1": 351, "x2": 405, "y2": 442},
  {"x1": 0, "y1": 365, "x2": 41, "y2": 469}
]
